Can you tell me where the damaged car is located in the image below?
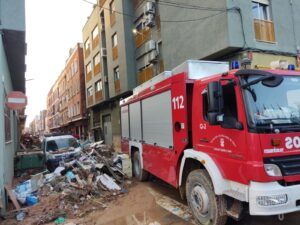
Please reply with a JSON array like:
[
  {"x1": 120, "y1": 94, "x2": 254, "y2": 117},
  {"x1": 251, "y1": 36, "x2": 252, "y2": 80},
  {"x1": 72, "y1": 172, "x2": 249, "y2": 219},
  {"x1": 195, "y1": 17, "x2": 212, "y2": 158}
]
[{"x1": 42, "y1": 134, "x2": 82, "y2": 171}]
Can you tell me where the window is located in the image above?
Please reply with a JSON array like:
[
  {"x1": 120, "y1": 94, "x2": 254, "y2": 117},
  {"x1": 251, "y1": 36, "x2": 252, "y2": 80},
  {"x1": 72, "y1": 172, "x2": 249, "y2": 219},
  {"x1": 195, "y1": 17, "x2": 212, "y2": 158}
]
[
  {"x1": 95, "y1": 80, "x2": 103, "y2": 92},
  {"x1": 222, "y1": 85, "x2": 238, "y2": 121},
  {"x1": 87, "y1": 86, "x2": 93, "y2": 97},
  {"x1": 92, "y1": 26, "x2": 99, "y2": 40},
  {"x1": 112, "y1": 33, "x2": 118, "y2": 47},
  {"x1": 86, "y1": 62, "x2": 92, "y2": 74},
  {"x1": 109, "y1": 0, "x2": 115, "y2": 15},
  {"x1": 94, "y1": 52, "x2": 101, "y2": 66},
  {"x1": 74, "y1": 60, "x2": 78, "y2": 73},
  {"x1": 202, "y1": 84, "x2": 238, "y2": 122},
  {"x1": 252, "y1": 0, "x2": 275, "y2": 42},
  {"x1": 84, "y1": 38, "x2": 90, "y2": 50},
  {"x1": 114, "y1": 66, "x2": 120, "y2": 80},
  {"x1": 202, "y1": 90, "x2": 208, "y2": 121},
  {"x1": 4, "y1": 106, "x2": 11, "y2": 142},
  {"x1": 252, "y1": 0, "x2": 271, "y2": 21}
]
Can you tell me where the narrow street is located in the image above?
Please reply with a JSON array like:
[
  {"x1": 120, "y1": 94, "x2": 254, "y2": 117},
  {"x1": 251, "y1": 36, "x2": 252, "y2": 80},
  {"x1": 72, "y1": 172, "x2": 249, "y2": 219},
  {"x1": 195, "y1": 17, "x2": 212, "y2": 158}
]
[
  {"x1": 1, "y1": 1, "x2": 300, "y2": 224},
  {"x1": 66, "y1": 179, "x2": 300, "y2": 225}
]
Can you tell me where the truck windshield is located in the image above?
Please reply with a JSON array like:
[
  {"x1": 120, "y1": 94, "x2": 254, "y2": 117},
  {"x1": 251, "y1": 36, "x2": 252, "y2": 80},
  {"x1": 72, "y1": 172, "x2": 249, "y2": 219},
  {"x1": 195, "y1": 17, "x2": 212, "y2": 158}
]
[
  {"x1": 242, "y1": 75, "x2": 300, "y2": 127},
  {"x1": 46, "y1": 138, "x2": 79, "y2": 152}
]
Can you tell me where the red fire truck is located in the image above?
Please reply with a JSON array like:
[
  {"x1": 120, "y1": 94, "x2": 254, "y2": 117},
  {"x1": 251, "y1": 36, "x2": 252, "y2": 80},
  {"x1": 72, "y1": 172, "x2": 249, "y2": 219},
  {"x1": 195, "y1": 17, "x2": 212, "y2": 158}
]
[{"x1": 120, "y1": 60, "x2": 300, "y2": 225}]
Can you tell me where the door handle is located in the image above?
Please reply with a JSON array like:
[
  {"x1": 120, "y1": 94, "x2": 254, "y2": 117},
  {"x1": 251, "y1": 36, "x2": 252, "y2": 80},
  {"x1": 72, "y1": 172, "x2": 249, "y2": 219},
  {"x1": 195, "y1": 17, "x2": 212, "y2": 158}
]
[{"x1": 200, "y1": 138, "x2": 209, "y2": 143}]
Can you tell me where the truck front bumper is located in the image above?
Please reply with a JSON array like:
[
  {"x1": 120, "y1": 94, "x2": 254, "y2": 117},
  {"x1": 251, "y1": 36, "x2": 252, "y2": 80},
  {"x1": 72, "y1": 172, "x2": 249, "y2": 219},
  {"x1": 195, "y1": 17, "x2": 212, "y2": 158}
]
[{"x1": 249, "y1": 181, "x2": 300, "y2": 215}]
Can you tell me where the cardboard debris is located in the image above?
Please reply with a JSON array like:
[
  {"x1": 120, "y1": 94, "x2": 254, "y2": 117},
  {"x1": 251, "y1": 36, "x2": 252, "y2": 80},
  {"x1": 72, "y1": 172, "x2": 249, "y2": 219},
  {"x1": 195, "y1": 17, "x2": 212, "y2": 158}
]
[{"x1": 7, "y1": 141, "x2": 133, "y2": 224}]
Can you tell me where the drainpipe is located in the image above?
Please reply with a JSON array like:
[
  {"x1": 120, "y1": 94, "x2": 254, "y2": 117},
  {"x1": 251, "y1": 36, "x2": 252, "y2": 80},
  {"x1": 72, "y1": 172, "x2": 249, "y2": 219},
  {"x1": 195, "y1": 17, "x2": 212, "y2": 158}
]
[{"x1": 290, "y1": 0, "x2": 299, "y2": 51}]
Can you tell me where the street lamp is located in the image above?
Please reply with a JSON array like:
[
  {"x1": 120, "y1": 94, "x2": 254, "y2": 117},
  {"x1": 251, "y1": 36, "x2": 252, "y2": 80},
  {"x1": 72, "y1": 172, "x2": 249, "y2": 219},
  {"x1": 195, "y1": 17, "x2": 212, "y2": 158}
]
[{"x1": 132, "y1": 28, "x2": 143, "y2": 36}]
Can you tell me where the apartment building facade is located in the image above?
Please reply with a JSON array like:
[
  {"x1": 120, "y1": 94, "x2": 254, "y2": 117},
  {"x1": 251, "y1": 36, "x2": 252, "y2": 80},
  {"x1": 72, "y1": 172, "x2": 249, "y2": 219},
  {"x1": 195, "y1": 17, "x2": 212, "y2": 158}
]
[
  {"x1": 46, "y1": 44, "x2": 87, "y2": 138},
  {"x1": 82, "y1": 1, "x2": 135, "y2": 148},
  {"x1": 0, "y1": 0, "x2": 26, "y2": 213},
  {"x1": 133, "y1": 0, "x2": 300, "y2": 74},
  {"x1": 83, "y1": 0, "x2": 299, "y2": 149}
]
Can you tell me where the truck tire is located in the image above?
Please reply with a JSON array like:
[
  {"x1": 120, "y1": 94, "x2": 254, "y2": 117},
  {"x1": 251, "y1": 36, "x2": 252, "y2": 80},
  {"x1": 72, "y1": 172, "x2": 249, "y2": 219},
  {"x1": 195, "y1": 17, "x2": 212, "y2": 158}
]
[
  {"x1": 186, "y1": 169, "x2": 227, "y2": 225},
  {"x1": 132, "y1": 151, "x2": 149, "y2": 181}
]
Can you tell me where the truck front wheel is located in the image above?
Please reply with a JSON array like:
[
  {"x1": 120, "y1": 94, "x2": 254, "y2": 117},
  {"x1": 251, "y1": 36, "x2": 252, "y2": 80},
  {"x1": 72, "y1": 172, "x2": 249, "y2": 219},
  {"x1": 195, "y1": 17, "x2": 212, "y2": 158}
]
[
  {"x1": 132, "y1": 151, "x2": 149, "y2": 181},
  {"x1": 186, "y1": 169, "x2": 227, "y2": 225}
]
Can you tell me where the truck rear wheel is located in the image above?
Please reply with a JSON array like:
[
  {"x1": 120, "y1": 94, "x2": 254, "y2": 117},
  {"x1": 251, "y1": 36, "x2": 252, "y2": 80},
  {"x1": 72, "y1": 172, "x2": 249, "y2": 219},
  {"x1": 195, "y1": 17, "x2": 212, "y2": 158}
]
[
  {"x1": 133, "y1": 151, "x2": 149, "y2": 181},
  {"x1": 186, "y1": 169, "x2": 227, "y2": 225}
]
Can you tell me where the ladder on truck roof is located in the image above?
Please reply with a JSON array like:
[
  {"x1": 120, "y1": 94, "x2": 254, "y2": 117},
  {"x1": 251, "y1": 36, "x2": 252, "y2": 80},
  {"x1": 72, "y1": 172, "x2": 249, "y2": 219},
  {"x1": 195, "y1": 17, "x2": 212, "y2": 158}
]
[{"x1": 133, "y1": 60, "x2": 229, "y2": 96}]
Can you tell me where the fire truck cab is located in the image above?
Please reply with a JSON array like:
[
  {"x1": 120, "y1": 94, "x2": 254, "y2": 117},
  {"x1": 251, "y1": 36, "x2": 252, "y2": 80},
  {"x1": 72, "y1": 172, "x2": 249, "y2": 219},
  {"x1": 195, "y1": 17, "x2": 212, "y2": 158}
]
[{"x1": 120, "y1": 60, "x2": 300, "y2": 225}]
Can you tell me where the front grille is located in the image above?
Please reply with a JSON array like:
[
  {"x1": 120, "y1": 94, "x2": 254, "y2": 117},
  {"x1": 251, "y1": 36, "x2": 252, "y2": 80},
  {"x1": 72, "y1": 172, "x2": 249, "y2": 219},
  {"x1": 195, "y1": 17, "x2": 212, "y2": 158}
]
[{"x1": 264, "y1": 155, "x2": 300, "y2": 176}]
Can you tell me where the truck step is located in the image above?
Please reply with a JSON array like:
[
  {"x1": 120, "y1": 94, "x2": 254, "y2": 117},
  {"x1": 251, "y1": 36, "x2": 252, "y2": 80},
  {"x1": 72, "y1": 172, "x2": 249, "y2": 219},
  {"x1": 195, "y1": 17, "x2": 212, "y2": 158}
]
[{"x1": 226, "y1": 199, "x2": 243, "y2": 221}]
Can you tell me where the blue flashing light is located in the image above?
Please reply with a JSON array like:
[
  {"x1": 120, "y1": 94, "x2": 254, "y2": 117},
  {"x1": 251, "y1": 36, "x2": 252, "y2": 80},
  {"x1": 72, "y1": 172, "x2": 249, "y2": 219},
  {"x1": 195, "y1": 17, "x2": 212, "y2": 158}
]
[
  {"x1": 231, "y1": 60, "x2": 240, "y2": 69},
  {"x1": 288, "y1": 64, "x2": 296, "y2": 71}
]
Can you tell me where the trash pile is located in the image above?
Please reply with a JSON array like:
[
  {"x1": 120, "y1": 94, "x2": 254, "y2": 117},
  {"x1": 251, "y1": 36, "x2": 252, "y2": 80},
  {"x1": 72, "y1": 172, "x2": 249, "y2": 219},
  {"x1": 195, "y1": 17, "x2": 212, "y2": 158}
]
[{"x1": 9, "y1": 141, "x2": 132, "y2": 224}]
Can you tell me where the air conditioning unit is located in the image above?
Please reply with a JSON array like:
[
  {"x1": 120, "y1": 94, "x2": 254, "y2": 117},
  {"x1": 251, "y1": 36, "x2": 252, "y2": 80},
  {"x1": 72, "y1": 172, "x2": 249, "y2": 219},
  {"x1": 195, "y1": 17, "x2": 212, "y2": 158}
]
[
  {"x1": 144, "y1": 14, "x2": 155, "y2": 28},
  {"x1": 144, "y1": 2, "x2": 155, "y2": 15},
  {"x1": 100, "y1": 48, "x2": 107, "y2": 57},
  {"x1": 145, "y1": 40, "x2": 156, "y2": 52},
  {"x1": 148, "y1": 50, "x2": 158, "y2": 63}
]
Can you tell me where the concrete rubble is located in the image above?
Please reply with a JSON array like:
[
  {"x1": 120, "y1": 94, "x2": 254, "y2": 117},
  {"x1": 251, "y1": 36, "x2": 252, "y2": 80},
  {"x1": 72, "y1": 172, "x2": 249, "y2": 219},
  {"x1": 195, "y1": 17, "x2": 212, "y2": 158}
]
[{"x1": 4, "y1": 141, "x2": 132, "y2": 225}]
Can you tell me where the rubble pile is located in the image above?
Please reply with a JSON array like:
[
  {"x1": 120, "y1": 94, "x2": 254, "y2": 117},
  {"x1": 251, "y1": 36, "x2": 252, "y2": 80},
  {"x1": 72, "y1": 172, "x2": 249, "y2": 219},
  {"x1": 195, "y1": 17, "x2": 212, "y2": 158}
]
[{"x1": 10, "y1": 141, "x2": 132, "y2": 224}]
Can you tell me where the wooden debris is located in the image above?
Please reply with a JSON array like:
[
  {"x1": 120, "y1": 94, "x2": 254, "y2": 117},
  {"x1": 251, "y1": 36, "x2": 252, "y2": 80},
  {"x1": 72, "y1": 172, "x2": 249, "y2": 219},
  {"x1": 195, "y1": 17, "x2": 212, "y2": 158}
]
[{"x1": 5, "y1": 185, "x2": 21, "y2": 210}]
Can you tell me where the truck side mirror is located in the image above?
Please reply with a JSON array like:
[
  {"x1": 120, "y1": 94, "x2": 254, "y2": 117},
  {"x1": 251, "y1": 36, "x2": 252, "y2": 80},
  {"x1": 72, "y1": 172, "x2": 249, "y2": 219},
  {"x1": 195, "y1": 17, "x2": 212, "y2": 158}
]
[{"x1": 207, "y1": 81, "x2": 224, "y2": 125}]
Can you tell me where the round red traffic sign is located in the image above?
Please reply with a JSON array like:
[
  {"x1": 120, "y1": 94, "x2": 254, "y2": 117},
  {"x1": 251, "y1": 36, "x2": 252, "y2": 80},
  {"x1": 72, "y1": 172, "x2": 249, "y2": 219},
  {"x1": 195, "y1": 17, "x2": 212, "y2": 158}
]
[{"x1": 6, "y1": 91, "x2": 27, "y2": 110}]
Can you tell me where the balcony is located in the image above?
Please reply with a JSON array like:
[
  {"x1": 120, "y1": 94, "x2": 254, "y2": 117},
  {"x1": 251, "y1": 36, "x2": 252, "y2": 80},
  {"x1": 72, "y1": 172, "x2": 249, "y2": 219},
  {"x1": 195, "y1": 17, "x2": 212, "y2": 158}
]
[
  {"x1": 99, "y1": 0, "x2": 106, "y2": 7},
  {"x1": 112, "y1": 46, "x2": 118, "y2": 60},
  {"x1": 94, "y1": 63, "x2": 102, "y2": 75},
  {"x1": 114, "y1": 80, "x2": 120, "y2": 94},
  {"x1": 87, "y1": 95, "x2": 94, "y2": 106},
  {"x1": 110, "y1": 12, "x2": 116, "y2": 27},
  {"x1": 135, "y1": 28, "x2": 151, "y2": 48},
  {"x1": 85, "y1": 48, "x2": 91, "y2": 58},
  {"x1": 159, "y1": 59, "x2": 164, "y2": 73},
  {"x1": 133, "y1": 0, "x2": 143, "y2": 9},
  {"x1": 95, "y1": 91, "x2": 103, "y2": 102},
  {"x1": 86, "y1": 71, "x2": 92, "y2": 82},
  {"x1": 92, "y1": 36, "x2": 100, "y2": 49},
  {"x1": 138, "y1": 66, "x2": 154, "y2": 85},
  {"x1": 254, "y1": 19, "x2": 276, "y2": 43}
]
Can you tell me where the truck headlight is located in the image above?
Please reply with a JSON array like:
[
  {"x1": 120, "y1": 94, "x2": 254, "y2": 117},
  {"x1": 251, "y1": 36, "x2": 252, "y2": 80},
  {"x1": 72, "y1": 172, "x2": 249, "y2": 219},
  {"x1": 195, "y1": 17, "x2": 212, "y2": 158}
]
[
  {"x1": 256, "y1": 194, "x2": 288, "y2": 206},
  {"x1": 264, "y1": 164, "x2": 282, "y2": 177}
]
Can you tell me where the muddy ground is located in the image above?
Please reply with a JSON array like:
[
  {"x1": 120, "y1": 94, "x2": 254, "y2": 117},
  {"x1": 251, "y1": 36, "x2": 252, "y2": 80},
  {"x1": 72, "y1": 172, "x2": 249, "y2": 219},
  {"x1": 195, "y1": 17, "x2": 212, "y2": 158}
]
[
  {"x1": 67, "y1": 178, "x2": 299, "y2": 225},
  {"x1": 2, "y1": 178, "x2": 300, "y2": 225}
]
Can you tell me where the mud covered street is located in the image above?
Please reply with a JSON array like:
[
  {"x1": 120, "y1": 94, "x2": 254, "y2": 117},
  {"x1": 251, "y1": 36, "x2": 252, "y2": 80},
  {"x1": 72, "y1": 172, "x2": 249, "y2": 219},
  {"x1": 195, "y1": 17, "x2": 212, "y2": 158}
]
[{"x1": 66, "y1": 179, "x2": 300, "y2": 225}]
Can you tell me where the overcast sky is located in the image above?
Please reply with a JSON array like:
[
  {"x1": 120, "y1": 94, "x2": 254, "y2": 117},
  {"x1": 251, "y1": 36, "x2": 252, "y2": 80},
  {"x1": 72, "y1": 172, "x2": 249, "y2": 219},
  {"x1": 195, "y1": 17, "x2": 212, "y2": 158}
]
[{"x1": 25, "y1": 0, "x2": 96, "y2": 126}]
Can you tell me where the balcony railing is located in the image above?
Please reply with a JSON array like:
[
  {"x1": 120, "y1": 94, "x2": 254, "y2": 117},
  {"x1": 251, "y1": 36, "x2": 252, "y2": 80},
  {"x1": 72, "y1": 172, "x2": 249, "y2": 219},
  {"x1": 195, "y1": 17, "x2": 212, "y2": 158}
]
[
  {"x1": 85, "y1": 48, "x2": 90, "y2": 58},
  {"x1": 87, "y1": 95, "x2": 93, "y2": 106},
  {"x1": 159, "y1": 59, "x2": 164, "y2": 73},
  {"x1": 114, "y1": 80, "x2": 120, "y2": 94},
  {"x1": 135, "y1": 28, "x2": 150, "y2": 48},
  {"x1": 92, "y1": 36, "x2": 100, "y2": 49},
  {"x1": 99, "y1": 0, "x2": 106, "y2": 7},
  {"x1": 133, "y1": 0, "x2": 143, "y2": 9},
  {"x1": 94, "y1": 63, "x2": 102, "y2": 75},
  {"x1": 110, "y1": 12, "x2": 116, "y2": 27},
  {"x1": 138, "y1": 66, "x2": 154, "y2": 85},
  {"x1": 112, "y1": 46, "x2": 118, "y2": 60},
  {"x1": 254, "y1": 19, "x2": 276, "y2": 43},
  {"x1": 95, "y1": 91, "x2": 103, "y2": 102},
  {"x1": 86, "y1": 72, "x2": 92, "y2": 82}
]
